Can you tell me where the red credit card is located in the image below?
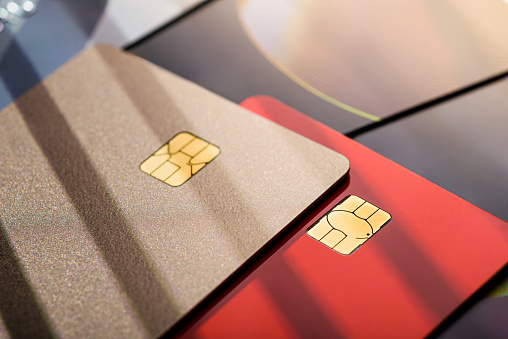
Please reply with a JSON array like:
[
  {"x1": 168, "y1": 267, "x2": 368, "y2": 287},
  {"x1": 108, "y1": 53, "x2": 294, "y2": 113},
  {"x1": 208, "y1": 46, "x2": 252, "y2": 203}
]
[{"x1": 174, "y1": 96, "x2": 508, "y2": 338}]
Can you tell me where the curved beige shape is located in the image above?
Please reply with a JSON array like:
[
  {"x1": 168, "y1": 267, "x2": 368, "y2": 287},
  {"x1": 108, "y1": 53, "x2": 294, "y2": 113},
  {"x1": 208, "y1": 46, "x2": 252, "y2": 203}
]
[{"x1": 238, "y1": 0, "x2": 508, "y2": 118}]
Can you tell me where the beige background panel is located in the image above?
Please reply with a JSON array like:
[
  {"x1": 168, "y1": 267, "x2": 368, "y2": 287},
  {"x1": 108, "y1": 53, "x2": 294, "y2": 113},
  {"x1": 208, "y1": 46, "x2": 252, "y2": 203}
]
[{"x1": 239, "y1": 0, "x2": 508, "y2": 116}]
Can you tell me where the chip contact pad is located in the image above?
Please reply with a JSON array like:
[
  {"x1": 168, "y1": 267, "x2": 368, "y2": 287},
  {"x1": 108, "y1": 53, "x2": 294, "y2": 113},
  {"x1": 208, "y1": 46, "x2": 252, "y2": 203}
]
[
  {"x1": 140, "y1": 132, "x2": 220, "y2": 187},
  {"x1": 307, "y1": 195, "x2": 391, "y2": 255}
]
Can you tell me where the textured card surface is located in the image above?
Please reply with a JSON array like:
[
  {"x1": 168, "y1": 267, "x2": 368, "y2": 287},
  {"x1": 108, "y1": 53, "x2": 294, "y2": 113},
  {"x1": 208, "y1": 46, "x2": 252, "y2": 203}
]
[{"x1": 0, "y1": 47, "x2": 348, "y2": 338}]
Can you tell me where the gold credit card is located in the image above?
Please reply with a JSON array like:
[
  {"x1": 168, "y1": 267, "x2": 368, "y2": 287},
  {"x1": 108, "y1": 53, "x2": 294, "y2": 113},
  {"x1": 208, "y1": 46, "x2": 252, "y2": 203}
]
[{"x1": 0, "y1": 46, "x2": 349, "y2": 337}]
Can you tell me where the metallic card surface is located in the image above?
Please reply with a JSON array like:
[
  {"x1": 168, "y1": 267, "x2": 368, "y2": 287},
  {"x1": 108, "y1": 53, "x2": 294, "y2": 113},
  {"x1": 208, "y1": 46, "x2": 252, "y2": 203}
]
[
  {"x1": 0, "y1": 46, "x2": 349, "y2": 337},
  {"x1": 307, "y1": 195, "x2": 391, "y2": 255}
]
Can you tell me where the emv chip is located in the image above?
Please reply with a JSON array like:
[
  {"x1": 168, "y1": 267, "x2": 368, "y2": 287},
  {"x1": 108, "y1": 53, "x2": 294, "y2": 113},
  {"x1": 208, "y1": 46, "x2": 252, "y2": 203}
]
[
  {"x1": 140, "y1": 132, "x2": 220, "y2": 187},
  {"x1": 307, "y1": 195, "x2": 391, "y2": 255}
]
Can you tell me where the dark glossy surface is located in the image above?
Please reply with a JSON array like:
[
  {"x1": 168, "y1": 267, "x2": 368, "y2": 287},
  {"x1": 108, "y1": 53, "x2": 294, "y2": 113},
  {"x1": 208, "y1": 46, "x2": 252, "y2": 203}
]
[
  {"x1": 438, "y1": 296, "x2": 508, "y2": 338},
  {"x1": 128, "y1": 0, "x2": 370, "y2": 133},
  {"x1": 356, "y1": 78, "x2": 508, "y2": 222},
  {"x1": 129, "y1": 0, "x2": 508, "y2": 130}
]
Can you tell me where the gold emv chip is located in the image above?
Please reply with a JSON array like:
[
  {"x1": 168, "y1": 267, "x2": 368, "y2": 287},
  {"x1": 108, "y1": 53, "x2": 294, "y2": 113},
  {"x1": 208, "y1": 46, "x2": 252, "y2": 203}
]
[
  {"x1": 140, "y1": 132, "x2": 220, "y2": 187},
  {"x1": 307, "y1": 195, "x2": 391, "y2": 255}
]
